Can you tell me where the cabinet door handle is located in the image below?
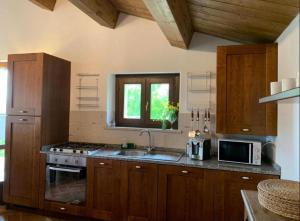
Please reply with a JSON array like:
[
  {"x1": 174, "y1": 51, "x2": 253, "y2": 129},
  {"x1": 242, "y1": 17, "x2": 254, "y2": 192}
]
[
  {"x1": 18, "y1": 118, "x2": 28, "y2": 122},
  {"x1": 19, "y1": 110, "x2": 28, "y2": 113},
  {"x1": 241, "y1": 176, "x2": 251, "y2": 180},
  {"x1": 135, "y1": 166, "x2": 141, "y2": 169},
  {"x1": 60, "y1": 207, "x2": 66, "y2": 211},
  {"x1": 241, "y1": 128, "x2": 250, "y2": 132},
  {"x1": 181, "y1": 170, "x2": 189, "y2": 174},
  {"x1": 99, "y1": 162, "x2": 105, "y2": 165}
]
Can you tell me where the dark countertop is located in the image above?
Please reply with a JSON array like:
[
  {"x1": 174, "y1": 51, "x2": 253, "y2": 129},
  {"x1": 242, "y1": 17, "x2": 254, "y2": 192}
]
[{"x1": 41, "y1": 142, "x2": 281, "y2": 176}]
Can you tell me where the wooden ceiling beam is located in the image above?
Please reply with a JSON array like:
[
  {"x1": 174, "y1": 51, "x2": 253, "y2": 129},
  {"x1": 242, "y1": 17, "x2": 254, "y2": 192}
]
[
  {"x1": 143, "y1": 0, "x2": 193, "y2": 49},
  {"x1": 69, "y1": 0, "x2": 119, "y2": 29},
  {"x1": 29, "y1": 0, "x2": 56, "y2": 11}
]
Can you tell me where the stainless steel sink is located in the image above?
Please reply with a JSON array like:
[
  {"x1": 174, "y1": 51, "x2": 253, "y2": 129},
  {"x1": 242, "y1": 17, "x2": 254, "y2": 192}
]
[
  {"x1": 116, "y1": 150, "x2": 147, "y2": 157},
  {"x1": 113, "y1": 149, "x2": 183, "y2": 162},
  {"x1": 144, "y1": 151, "x2": 183, "y2": 161}
]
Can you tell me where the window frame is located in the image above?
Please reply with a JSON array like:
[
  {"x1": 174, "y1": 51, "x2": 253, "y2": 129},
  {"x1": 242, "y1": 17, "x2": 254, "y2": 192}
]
[
  {"x1": 0, "y1": 61, "x2": 7, "y2": 149},
  {"x1": 115, "y1": 73, "x2": 179, "y2": 129}
]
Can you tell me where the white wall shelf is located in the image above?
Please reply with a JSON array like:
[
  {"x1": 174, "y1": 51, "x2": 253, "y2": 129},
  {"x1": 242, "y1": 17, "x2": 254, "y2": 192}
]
[
  {"x1": 186, "y1": 72, "x2": 211, "y2": 110},
  {"x1": 76, "y1": 73, "x2": 100, "y2": 109},
  {"x1": 259, "y1": 87, "x2": 300, "y2": 103}
]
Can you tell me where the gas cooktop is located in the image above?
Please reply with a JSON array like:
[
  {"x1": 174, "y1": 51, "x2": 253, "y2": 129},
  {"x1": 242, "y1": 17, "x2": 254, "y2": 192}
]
[{"x1": 49, "y1": 143, "x2": 101, "y2": 155}]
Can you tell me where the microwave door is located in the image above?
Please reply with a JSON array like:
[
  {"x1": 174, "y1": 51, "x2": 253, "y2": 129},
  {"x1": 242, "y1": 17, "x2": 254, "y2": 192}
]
[{"x1": 219, "y1": 141, "x2": 251, "y2": 164}]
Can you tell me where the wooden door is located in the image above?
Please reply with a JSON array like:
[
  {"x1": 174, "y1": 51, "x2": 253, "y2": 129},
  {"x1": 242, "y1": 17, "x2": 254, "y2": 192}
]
[
  {"x1": 120, "y1": 161, "x2": 158, "y2": 221},
  {"x1": 7, "y1": 53, "x2": 43, "y2": 116},
  {"x1": 217, "y1": 44, "x2": 277, "y2": 136},
  {"x1": 87, "y1": 158, "x2": 121, "y2": 221},
  {"x1": 4, "y1": 116, "x2": 41, "y2": 207},
  {"x1": 223, "y1": 171, "x2": 279, "y2": 221},
  {"x1": 157, "y1": 165, "x2": 206, "y2": 221}
]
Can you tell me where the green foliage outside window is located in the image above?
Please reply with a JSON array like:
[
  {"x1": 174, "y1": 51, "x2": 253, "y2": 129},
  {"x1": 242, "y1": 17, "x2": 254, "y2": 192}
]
[{"x1": 124, "y1": 84, "x2": 141, "y2": 119}]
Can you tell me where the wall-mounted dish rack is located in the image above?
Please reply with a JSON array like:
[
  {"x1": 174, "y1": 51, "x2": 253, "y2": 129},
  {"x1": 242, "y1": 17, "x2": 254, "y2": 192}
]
[
  {"x1": 76, "y1": 73, "x2": 100, "y2": 109},
  {"x1": 186, "y1": 72, "x2": 211, "y2": 110}
]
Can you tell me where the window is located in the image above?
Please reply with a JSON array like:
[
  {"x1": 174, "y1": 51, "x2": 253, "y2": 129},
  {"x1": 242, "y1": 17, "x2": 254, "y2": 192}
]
[
  {"x1": 0, "y1": 62, "x2": 7, "y2": 182},
  {"x1": 115, "y1": 74, "x2": 179, "y2": 128}
]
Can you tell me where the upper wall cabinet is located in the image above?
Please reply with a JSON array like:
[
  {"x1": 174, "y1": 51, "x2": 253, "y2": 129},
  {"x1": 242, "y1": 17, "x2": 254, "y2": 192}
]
[
  {"x1": 7, "y1": 54, "x2": 43, "y2": 116},
  {"x1": 217, "y1": 44, "x2": 277, "y2": 136},
  {"x1": 7, "y1": 53, "x2": 71, "y2": 118}
]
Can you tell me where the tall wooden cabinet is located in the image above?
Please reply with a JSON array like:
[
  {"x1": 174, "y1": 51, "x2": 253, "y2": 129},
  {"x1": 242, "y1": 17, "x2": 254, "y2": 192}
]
[
  {"x1": 217, "y1": 44, "x2": 277, "y2": 136},
  {"x1": 4, "y1": 53, "x2": 71, "y2": 208}
]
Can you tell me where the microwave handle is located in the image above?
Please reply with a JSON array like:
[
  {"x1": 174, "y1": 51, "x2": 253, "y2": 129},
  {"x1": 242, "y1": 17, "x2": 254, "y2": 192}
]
[
  {"x1": 249, "y1": 144, "x2": 252, "y2": 164},
  {"x1": 49, "y1": 166, "x2": 81, "y2": 173}
]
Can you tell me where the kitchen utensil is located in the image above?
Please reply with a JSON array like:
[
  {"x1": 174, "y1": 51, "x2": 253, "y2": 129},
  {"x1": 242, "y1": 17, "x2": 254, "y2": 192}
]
[
  {"x1": 207, "y1": 109, "x2": 211, "y2": 122},
  {"x1": 191, "y1": 108, "x2": 194, "y2": 131},
  {"x1": 203, "y1": 109, "x2": 209, "y2": 133}
]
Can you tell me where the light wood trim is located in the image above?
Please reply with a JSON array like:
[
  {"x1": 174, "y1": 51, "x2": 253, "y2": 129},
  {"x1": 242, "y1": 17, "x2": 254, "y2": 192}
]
[
  {"x1": 29, "y1": 0, "x2": 56, "y2": 11},
  {"x1": 69, "y1": 0, "x2": 119, "y2": 29},
  {"x1": 143, "y1": 0, "x2": 193, "y2": 49}
]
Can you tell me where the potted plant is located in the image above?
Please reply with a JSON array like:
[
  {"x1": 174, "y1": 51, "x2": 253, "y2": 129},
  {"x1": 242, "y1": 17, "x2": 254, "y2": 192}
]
[{"x1": 159, "y1": 102, "x2": 179, "y2": 130}]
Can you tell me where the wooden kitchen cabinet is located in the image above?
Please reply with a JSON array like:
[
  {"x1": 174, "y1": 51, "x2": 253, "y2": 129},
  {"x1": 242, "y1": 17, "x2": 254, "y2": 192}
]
[
  {"x1": 217, "y1": 44, "x2": 277, "y2": 136},
  {"x1": 86, "y1": 158, "x2": 121, "y2": 221},
  {"x1": 157, "y1": 165, "x2": 207, "y2": 221},
  {"x1": 120, "y1": 161, "x2": 158, "y2": 221},
  {"x1": 4, "y1": 53, "x2": 71, "y2": 208},
  {"x1": 4, "y1": 116, "x2": 41, "y2": 208}
]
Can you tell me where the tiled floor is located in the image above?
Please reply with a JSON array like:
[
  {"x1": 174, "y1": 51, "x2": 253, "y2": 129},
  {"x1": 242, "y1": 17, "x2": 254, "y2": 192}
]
[{"x1": 0, "y1": 206, "x2": 67, "y2": 221}]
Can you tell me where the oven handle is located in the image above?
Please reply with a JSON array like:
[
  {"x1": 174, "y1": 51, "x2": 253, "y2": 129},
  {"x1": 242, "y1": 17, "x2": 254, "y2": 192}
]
[{"x1": 49, "y1": 166, "x2": 82, "y2": 173}]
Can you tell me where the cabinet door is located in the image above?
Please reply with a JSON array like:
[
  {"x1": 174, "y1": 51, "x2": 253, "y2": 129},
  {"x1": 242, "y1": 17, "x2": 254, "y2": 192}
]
[
  {"x1": 120, "y1": 161, "x2": 157, "y2": 221},
  {"x1": 7, "y1": 53, "x2": 43, "y2": 116},
  {"x1": 223, "y1": 172, "x2": 279, "y2": 221},
  {"x1": 157, "y1": 165, "x2": 206, "y2": 221},
  {"x1": 217, "y1": 44, "x2": 277, "y2": 136},
  {"x1": 87, "y1": 158, "x2": 120, "y2": 221},
  {"x1": 4, "y1": 116, "x2": 41, "y2": 207}
]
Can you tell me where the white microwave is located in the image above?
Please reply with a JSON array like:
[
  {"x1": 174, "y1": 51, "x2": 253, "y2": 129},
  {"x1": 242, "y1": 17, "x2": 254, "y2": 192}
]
[{"x1": 218, "y1": 139, "x2": 261, "y2": 165}]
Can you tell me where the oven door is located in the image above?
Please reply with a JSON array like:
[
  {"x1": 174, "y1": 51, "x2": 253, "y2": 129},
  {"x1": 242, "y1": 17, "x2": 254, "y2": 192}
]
[
  {"x1": 45, "y1": 164, "x2": 86, "y2": 205},
  {"x1": 218, "y1": 140, "x2": 252, "y2": 164}
]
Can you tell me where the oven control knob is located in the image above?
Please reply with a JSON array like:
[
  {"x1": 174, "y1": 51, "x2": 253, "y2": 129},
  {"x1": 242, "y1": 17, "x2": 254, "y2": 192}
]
[
  {"x1": 54, "y1": 158, "x2": 58, "y2": 162},
  {"x1": 80, "y1": 150, "x2": 84, "y2": 154},
  {"x1": 53, "y1": 148, "x2": 57, "y2": 152},
  {"x1": 73, "y1": 150, "x2": 76, "y2": 153},
  {"x1": 59, "y1": 149, "x2": 63, "y2": 152}
]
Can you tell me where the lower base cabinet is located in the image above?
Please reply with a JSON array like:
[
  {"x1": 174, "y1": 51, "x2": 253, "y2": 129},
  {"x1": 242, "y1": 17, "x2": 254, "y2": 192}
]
[
  {"x1": 86, "y1": 158, "x2": 121, "y2": 221},
  {"x1": 157, "y1": 166, "x2": 207, "y2": 221},
  {"x1": 223, "y1": 171, "x2": 278, "y2": 221},
  {"x1": 120, "y1": 161, "x2": 158, "y2": 221},
  {"x1": 37, "y1": 156, "x2": 279, "y2": 221}
]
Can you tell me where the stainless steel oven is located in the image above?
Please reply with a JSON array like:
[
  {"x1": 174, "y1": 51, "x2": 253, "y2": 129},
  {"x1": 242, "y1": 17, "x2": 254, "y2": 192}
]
[{"x1": 45, "y1": 154, "x2": 87, "y2": 205}]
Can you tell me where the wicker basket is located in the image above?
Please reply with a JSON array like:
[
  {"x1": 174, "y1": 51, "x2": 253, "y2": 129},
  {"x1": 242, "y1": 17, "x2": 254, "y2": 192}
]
[{"x1": 258, "y1": 179, "x2": 300, "y2": 220}]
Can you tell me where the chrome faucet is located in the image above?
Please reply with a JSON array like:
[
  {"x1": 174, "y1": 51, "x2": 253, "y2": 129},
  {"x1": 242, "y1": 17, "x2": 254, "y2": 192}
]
[{"x1": 139, "y1": 129, "x2": 154, "y2": 152}]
